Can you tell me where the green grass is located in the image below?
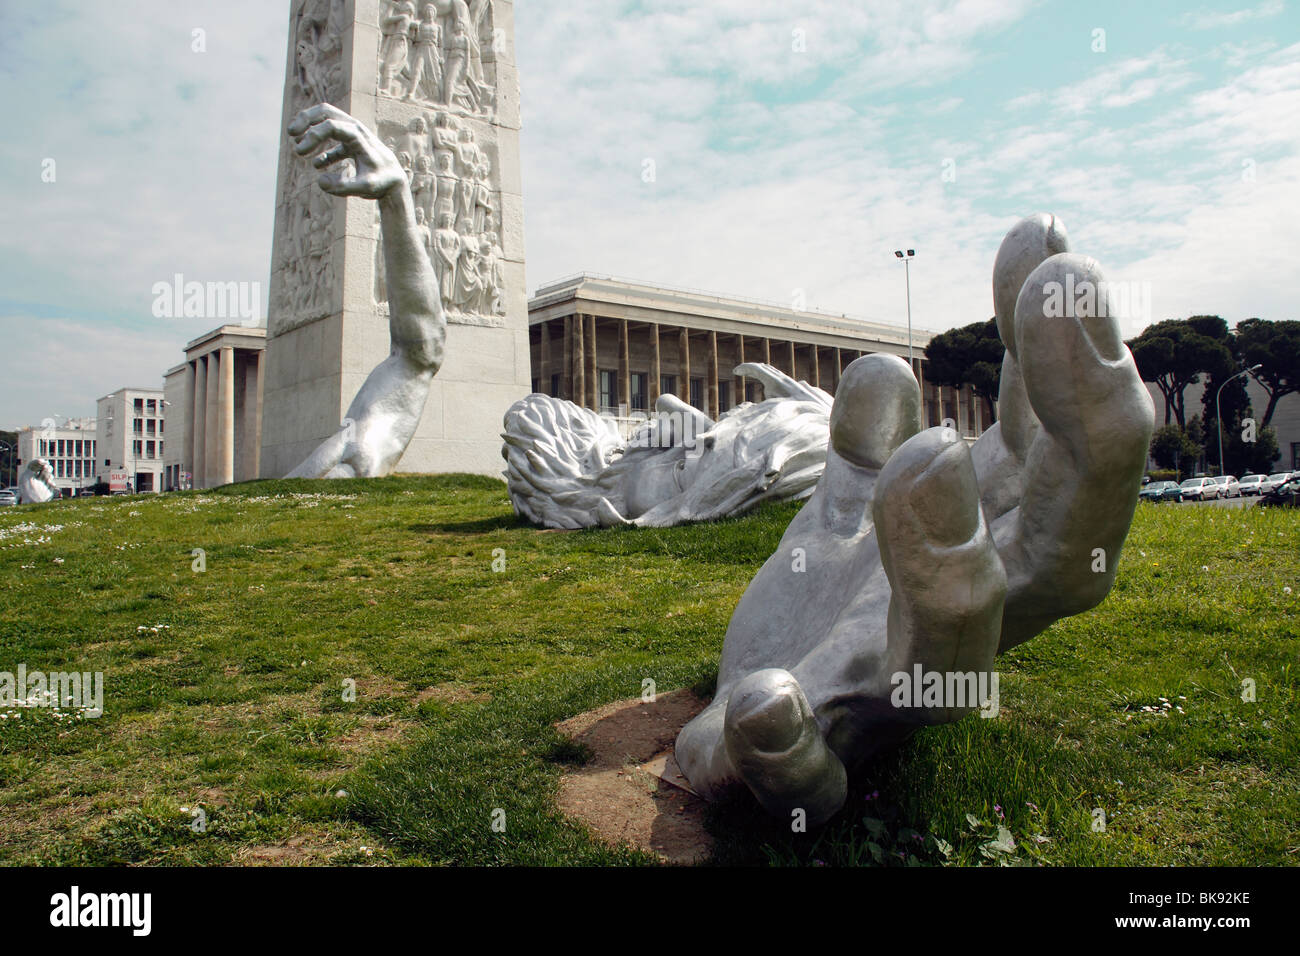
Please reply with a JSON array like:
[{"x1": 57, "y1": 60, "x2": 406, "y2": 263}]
[{"x1": 0, "y1": 478, "x2": 1295, "y2": 866}]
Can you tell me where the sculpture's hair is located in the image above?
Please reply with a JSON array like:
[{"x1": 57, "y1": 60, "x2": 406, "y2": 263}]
[{"x1": 502, "y1": 364, "x2": 834, "y2": 529}]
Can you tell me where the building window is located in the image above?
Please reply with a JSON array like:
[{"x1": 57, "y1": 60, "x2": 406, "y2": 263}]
[
  {"x1": 146, "y1": 400, "x2": 157, "y2": 415},
  {"x1": 630, "y1": 373, "x2": 648, "y2": 412},
  {"x1": 718, "y1": 381, "x2": 730, "y2": 411},
  {"x1": 599, "y1": 370, "x2": 615, "y2": 412},
  {"x1": 146, "y1": 442, "x2": 156, "y2": 459},
  {"x1": 550, "y1": 373, "x2": 560, "y2": 397},
  {"x1": 133, "y1": 440, "x2": 143, "y2": 458},
  {"x1": 134, "y1": 399, "x2": 144, "y2": 414},
  {"x1": 56, "y1": 460, "x2": 64, "y2": 478},
  {"x1": 57, "y1": 440, "x2": 65, "y2": 457},
  {"x1": 690, "y1": 377, "x2": 704, "y2": 411},
  {"x1": 147, "y1": 420, "x2": 156, "y2": 436},
  {"x1": 660, "y1": 374, "x2": 677, "y2": 398},
  {"x1": 745, "y1": 382, "x2": 758, "y2": 403},
  {"x1": 531, "y1": 377, "x2": 539, "y2": 394}
]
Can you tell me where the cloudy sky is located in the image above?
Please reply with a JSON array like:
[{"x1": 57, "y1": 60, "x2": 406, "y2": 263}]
[{"x1": 1, "y1": 0, "x2": 1297, "y2": 428}]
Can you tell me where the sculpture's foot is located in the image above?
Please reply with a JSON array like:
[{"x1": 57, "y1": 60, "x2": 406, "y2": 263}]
[{"x1": 723, "y1": 668, "x2": 847, "y2": 827}]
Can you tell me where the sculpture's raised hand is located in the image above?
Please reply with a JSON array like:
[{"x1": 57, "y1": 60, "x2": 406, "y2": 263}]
[
  {"x1": 675, "y1": 215, "x2": 1154, "y2": 826},
  {"x1": 289, "y1": 103, "x2": 406, "y2": 200}
]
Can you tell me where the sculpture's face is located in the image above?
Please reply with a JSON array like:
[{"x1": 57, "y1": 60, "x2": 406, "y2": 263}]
[{"x1": 624, "y1": 446, "x2": 690, "y2": 517}]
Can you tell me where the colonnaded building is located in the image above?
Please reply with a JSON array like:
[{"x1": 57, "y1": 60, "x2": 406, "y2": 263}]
[{"x1": 525, "y1": 275, "x2": 991, "y2": 439}]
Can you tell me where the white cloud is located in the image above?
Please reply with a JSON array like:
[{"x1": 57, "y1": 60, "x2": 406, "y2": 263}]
[{"x1": 1182, "y1": 0, "x2": 1286, "y2": 31}]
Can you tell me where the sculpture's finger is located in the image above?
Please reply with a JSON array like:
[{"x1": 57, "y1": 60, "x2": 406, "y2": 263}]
[
  {"x1": 313, "y1": 144, "x2": 351, "y2": 169},
  {"x1": 989, "y1": 214, "x2": 1070, "y2": 458},
  {"x1": 288, "y1": 102, "x2": 351, "y2": 137},
  {"x1": 995, "y1": 253, "x2": 1154, "y2": 650},
  {"x1": 294, "y1": 118, "x2": 361, "y2": 156},
  {"x1": 872, "y1": 428, "x2": 1006, "y2": 704},
  {"x1": 830, "y1": 354, "x2": 922, "y2": 470},
  {"x1": 722, "y1": 669, "x2": 848, "y2": 827}
]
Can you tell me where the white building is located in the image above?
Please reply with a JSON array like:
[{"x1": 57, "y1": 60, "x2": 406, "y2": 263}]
[
  {"x1": 1147, "y1": 380, "x2": 1300, "y2": 473},
  {"x1": 15, "y1": 418, "x2": 98, "y2": 496},
  {"x1": 94, "y1": 388, "x2": 167, "y2": 493},
  {"x1": 163, "y1": 325, "x2": 266, "y2": 490}
]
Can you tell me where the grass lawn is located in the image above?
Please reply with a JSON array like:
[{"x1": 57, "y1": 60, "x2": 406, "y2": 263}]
[{"x1": 0, "y1": 476, "x2": 1295, "y2": 866}]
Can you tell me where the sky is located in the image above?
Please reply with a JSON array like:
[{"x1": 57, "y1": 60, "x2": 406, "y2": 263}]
[{"x1": 1, "y1": 0, "x2": 1298, "y2": 429}]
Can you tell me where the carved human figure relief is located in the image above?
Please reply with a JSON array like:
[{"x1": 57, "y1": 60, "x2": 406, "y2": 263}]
[
  {"x1": 376, "y1": 0, "x2": 497, "y2": 118},
  {"x1": 372, "y1": 109, "x2": 506, "y2": 326}
]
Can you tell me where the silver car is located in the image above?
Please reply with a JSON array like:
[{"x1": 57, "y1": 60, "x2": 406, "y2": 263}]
[
  {"x1": 1211, "y1": 475, "x2": 1240, "y2": 498},
  {"x1": 1264, "y1": 472, "x2": 1295, "y2": 493},
  {"x1": 1179, "y1": 477, "x2": 1220, "y2": 500},
  {"x1": 0, "y1": 490, "x2": 16, "y2": 507},
  {"x1": 1238, "y1": 474, "x2": 1268, "y2": 496}
]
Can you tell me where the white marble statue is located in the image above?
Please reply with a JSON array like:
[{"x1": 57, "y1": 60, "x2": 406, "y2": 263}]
[
  {"x1": 18, "y1": 459, "x2": 60, "y2": 504},
  {"x1": 284, "y1": 103, "x2": 446, "y2": 479},
  {"x1": 502, "y1": 364, "x2": 834, "y2": 529},
  {"x1": 675, "y1": 215, "x2": 1155, "y2": 826}
]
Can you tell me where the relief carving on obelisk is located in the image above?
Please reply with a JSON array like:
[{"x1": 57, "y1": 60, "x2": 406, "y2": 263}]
[
  {"x1": 269, "y1": 0, "x2": 349, "y2": 329},
  {"x1": 373, "y1": 109, "x2": 507, "y2": 327},
  {"x1": 378, "y1": 0, "x2": 498, "y2": 119}
]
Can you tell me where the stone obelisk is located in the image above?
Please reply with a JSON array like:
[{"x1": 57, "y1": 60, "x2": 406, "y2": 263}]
[{"x1": 260, "y1": 0, "x2": 529, "y2": 478}]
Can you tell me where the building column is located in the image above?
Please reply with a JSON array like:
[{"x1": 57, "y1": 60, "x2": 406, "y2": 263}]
[
  {"x1": 787, "y1": 341, "x2": 797, "y2": 378},
  {"x1": 649, "y1": 325, "x2": 661, "y2": 407},
  {"x1": 539, "y1": 320, "x2": 551, "y2": 395},
  {"x1": 811, "y1": 344, "x2": 820, "y2": 389},
  {"x1": 191, "y1": 358, "x2": 206, "y2": 489},
  {"x1": 563, "y1": 315, "x2": 575, "y2": 401},
  {"x1": 204, "y1": 351, "x2": 220, "y2": 489},
  {"x1": 678, "y1": 328, "x2": 691, "y2": 402},
  {"x1": 218, "y1": 346, "x2": 235, "y2": 487},
  {"x1": 242, "y1": 353, "x2": 261, "y2": 481},
  {"x1": 571, "y1": 315, "x2": 584, "y2": 408},
  {"x1": 707, "y1": 330, "x2": 719, "y2": 419},
  {"x1": 183, "y1": 360, "x2": 196, "y2": 486},
  {"x1": 618, "y1": 319, "x2": 630, "y2": 413},
  {"x1": 584, "y1": 314, "x2": 598, "y2": 410},
  {"x1": 832, "y1": 347, "x2": 842, "y2": 393},
  {"x1": 735, "y1": 335, "x2": 746, "y2": 405}
]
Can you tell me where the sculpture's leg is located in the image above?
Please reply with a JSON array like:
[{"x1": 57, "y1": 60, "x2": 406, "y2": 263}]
[{"x1": 285, "y1": 428, "x2": 350, "y2": 479}]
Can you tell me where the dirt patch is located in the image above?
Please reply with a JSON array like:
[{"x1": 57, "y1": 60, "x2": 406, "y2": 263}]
[{"x1": 555, "y1": 688, "x2": 713, "y2": 865}]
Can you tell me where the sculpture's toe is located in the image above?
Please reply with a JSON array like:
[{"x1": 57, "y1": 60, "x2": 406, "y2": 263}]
[{"x1": 723, "y1": 668, "x2": 848, "y2": 827}]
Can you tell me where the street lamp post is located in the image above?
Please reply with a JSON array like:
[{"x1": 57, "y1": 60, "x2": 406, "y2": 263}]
[
  {"x1": 1216, "y1": 364, "x2": 1263, "y2": 478},
  {"x1": 894, "y1": 249, "x2": 916, "y2": 368}
]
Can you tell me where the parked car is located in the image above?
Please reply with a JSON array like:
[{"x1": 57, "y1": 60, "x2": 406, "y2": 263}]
[
  {"x1": 1263, "y1": 472, "x2": 1295, "y2": 493},
  {"x1": 1179, "y1": 477, "x2": 1220, "y2": 500},
  {"x1": 1139, "y1": 480, "x2": 1183, "y2": 503},
  {"x1": 1211, "y1": 475, "x2": 1241, "y2": 498},
  {"x1": 1259, "y1": 476, "x2": 1300, "y2": 509},
  {"x1": 0, "y1": 490, "x2": 16, "y2": 507},
  {"x1": 1238, "y1": 474, "x2": 1268, "y2": 496}
]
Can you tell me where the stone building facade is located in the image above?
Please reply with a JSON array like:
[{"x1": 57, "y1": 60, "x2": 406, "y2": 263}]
[{"x1": 527, "y1": 275, "x2": 990, "y2": 438}]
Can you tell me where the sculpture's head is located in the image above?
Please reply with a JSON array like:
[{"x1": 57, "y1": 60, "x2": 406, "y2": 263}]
[{"x1": 27, "y1": 459, "x2": 54, "y2": 483}]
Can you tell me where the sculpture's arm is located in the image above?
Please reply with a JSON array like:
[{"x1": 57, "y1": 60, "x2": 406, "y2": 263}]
[{"x1": 290, "y1": 103, "x2": 445, "y2": 373}]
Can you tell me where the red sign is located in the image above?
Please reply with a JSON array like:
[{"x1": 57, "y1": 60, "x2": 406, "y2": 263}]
[{"x1": 109, "y1": 472, "x2": 130, "y2": 492}]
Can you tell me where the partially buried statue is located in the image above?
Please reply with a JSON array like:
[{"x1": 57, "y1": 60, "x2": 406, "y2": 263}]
[
  {"x1": 674, "y1": 214, "x2": 1155, "y2": 825},
  {"x1": 283, "y1": 104, "x2": 446, "y2": 479},
  {"x1": 18, "y1": 459, "x2": 60, "y2": 504},
  {"x1": 502, "y1": 364, "x2": 834, "y2": 529}
]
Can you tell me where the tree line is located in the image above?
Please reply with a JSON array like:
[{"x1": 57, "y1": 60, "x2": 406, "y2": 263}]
[{"x1": 924, "y1": 315, "x2": 1298, "y2": 477}]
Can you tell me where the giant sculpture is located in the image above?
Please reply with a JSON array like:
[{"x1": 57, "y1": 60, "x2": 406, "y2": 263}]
[
  {"x1": 18, "y1": 459, "x2": 59, "y2": 505},
  {"x1": 261, "y1": 0, "x2": 528, "y2": 480},
  {"x1": 675, "y1": 215, "x2": 1155, "y2": 825},
  {"x1": 285, "y1": 104, "x2": 447, "y2": 478},
  {"x1": 502, "y1": 364, "x2": 833, "y2": 528}
]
